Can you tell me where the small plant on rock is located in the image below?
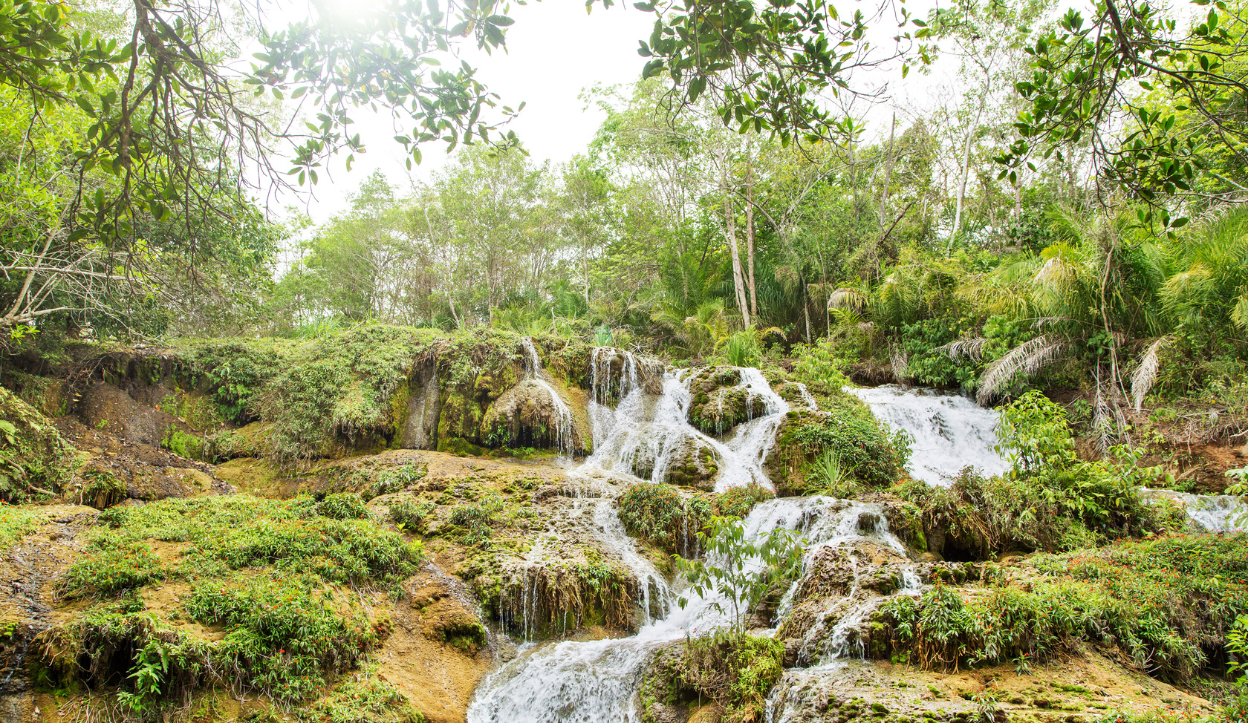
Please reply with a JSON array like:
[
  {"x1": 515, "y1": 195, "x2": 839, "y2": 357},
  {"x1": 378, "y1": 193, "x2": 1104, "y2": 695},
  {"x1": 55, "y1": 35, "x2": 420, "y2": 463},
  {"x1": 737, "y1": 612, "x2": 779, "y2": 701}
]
[{"x1": 677, "y1": 515, "x2": 803, "y2": 632}]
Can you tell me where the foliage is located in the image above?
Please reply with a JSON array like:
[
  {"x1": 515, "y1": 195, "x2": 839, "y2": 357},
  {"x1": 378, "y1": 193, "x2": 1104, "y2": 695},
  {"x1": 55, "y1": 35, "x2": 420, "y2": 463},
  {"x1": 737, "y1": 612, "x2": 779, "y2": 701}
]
[
  {"x1": 714, "y1": 484, "x2": 774, "y2": 519},
  {"x1": 296, "y1": 667, "x2": 428, "y2": 723},
  {"x1": 874, "y1": 534, "x2": 1248, "y2": 681},
  {"x1": 185, "y1": 576, "x2": 381, "y2": 702},
  {"x1": 0, "y1": 386, "x2": 75, "y2": 501},
  {"x1": 315, "y1": 493, "x2": 371, "y2": 520},
  {"x1": 449, "y1": 494, "x2": 504, "y2": 547},
  {"x1": 721, "y1": 329, "x2": 762, "y2": 367},
  {"x1": 641, "y1": 629, "x2": 785, "y2": 723},
  {"x1": 43, "y1": 493, "x2": 422, "y2": 708},
  {"x1": 677, "y1": 516, "x2": 803, "y2": 632},
  {"x1": 780, "y1": 408, "x2": 911, "y2": 487},
  {"x1": 618, "y1": 483, "x2": 711, "y2": 555},
  {"x1": 0, "y1": 503, "x2": 48, "y2": 552},
  {"x1": 389, "y1": 498, "x2": 436, "y2": 532}
]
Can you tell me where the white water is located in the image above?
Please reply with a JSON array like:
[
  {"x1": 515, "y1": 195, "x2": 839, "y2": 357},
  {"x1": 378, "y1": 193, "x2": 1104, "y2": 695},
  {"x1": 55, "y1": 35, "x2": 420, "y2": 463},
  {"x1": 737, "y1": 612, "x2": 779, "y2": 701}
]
[
  {"x1": 847, "y1": 384, "x2": 1009, "y2": 486},
  {"x1": 580, "y1": 357, "x2": 789, "y2": 493},
  {"x1": 520, "y1": 338, "x2": 576, "y2": 457},
  {"x1": 851, "y1": 384, "x2": 1248, "y2": 533},
  {"x1": 467, "y1": 497, "x2": 908, "y2": 723},
  {"x1": 1141, "y1": 488, "x2": 1248, "y2": 532}
]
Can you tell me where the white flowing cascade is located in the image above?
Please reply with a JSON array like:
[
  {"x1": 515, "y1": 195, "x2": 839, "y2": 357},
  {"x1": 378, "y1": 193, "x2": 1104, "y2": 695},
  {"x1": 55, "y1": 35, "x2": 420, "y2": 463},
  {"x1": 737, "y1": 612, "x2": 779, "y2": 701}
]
[
  {"x1": 1140, "y1": 488, "x2": 1247, "y2": 532},
  {"x1": 849, "y1": 384, "x2": 1247, "y2": 532},
  {"x1": 520, "y1": 338, "x2": 576, "y2": 457},
  {"x1": 847, "y1": 384, "x2": 1010, "y2": 486},
  {"x1": 467, "y1": 496, "x2": 909, "y2": 723},
  {"x1": 581, "y1": 356, "x2": 788, "y2": 493}
]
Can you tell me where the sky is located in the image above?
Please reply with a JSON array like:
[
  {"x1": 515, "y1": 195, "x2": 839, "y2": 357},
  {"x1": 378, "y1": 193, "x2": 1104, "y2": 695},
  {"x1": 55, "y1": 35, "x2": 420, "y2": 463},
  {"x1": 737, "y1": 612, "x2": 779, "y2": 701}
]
[{"x1": 283, "y1": 1, "x2": 657, "y2": 223}]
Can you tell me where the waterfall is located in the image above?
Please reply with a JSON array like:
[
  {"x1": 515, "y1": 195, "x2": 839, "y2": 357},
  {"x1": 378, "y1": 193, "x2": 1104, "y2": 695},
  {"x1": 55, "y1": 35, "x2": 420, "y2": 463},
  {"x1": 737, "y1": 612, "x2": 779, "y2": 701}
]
[
  {"x1": 520, "y1": 338, "x2": 576, "y2": 457},
  {"x1": 467, "y1": 497, "x2": 909, "y2": 723},
  {"x1": 582, "y1": 358, "x2": 790, "y2": 492},
  {"x1": 850, "y1": 384, "x2": 1247, "y2": 533},
  {"x1": 1141, "y1": 488, "x2": 1247, "y2": 532},
  {"x1": 847, "y1": 384, "x2": 1009, "y2": 486}
]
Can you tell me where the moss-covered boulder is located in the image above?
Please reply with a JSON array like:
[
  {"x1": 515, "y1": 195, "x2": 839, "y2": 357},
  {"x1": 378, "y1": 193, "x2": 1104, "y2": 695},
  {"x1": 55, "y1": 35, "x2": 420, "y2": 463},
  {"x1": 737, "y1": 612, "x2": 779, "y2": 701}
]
[
  {"x1": 686, "y1": 366, "x2": 765, "y2": 435},
  {"x1": 660, "y1": 436, "x2": 721, "y2": 490},
  {"x1": 0, "y1": 386, "x2": 75, "y2": 501},
  {"x1": 775, "y1": 535, "x2": 915, "y2": 667},
  {"x1": 481, "y1": 377, "x2": 589, "y2": 455}
]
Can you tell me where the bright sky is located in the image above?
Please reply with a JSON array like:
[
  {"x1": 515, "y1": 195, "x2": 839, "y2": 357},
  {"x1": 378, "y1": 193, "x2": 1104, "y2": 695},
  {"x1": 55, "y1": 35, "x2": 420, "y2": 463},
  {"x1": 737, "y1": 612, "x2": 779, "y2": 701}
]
[{"x1": 287, "y1": 1, "x2": 656, "y2": 223}]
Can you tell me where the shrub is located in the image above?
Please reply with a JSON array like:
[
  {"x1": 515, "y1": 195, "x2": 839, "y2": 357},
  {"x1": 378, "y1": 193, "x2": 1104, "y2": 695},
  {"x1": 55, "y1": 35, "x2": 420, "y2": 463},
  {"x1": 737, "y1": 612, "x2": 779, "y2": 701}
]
[
  {"x1": 873, "y1": 533, "x2": 1248, "y2": 682},
  {"x1": 316, "y1": 492, "x2": 371, "y2": 520},
  {"x1": 449, "y1": 494, "x2": 503, "y2": 547},
  {"x1": 721, "y1": 330, "x2": 762, "y2": 367},
  {"x1": 618, "y1": 483, "x2": 710, "y2": 556},
  {"x1": 45, "y1": 494, "x2": 426, "y2": 708},
  {"x1": 0, "y1": 386, "x2": 75, "y2": 502},
  {"x1": 0, "y1": 504, "x2": 48, "y2": 552},
  {"x1": 296, "y1": 667, "x2": 428, "y2": 723},
  {"x1": 781, "y1": 409, "x2": 910, "y2": 487},
  {"x1": 714, "y1": 483, "x2": 773, "y2": 519},
  {"x1": 641, "y1": 630, "x2": 784, "y2": 722},
  {"x1": 389, "y1": 498, "x2": 435, "y2": 531},
  {"x1": 60, "y1": 541, "x2": 166, "y2": 598}
]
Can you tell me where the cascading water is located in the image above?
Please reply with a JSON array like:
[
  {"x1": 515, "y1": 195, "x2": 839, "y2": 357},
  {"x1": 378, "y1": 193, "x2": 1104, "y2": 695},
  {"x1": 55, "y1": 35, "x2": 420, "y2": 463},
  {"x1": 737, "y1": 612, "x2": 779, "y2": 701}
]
[
  {"x1": 850, "y1": 384, "x2": 1247, "y2": 532},
  {"x1": 467, "y1": 497, "x2": 911, "y2": 723},
  {"x1": 847, "y1": 384, "x2": 1009, "y2": 485},
  {"x1": 1140, "y1": 488, "x2": 1247, "y2": 532},
  {"x1": 580, "y1": 355, "x2": 789, "y2": 493},
  {"x1": 520, "y1": 338, "x2": 576, "y2": 457}
]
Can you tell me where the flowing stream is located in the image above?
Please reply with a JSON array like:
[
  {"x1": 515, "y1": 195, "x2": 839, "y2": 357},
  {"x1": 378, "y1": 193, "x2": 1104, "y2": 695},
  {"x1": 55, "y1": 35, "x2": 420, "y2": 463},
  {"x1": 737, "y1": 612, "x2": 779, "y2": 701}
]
[
  {"x1": 848, "y1": 384, "x2": 1247, "y2": 532},
  {"x1": 580, "y1": 353, "x2": 788, "y2": 493},
  {"x1": 468, "y1": 349, "x2": 880, "y2": 722},
  {"x1": 847, "y1": 384, "x2": 1009, "y2": 485},
  {"x1": 468, "y1": 359, "x2": 1245, "y2": 722}
]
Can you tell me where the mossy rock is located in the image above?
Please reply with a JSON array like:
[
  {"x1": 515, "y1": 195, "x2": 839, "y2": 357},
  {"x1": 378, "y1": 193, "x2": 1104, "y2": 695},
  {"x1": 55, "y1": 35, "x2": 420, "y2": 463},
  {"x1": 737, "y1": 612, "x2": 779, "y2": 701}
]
[
  {"x1": 0, "y1": 386, "x2": 75, "y2": 501},
  {"x1": 481, "y1": 378, "x2": 588, "y2": 455},
  {"x1": 685, "y1": 367, "x2": 766, "y2": 436},
  {"x1": 662, "y1": 436, "x2": 721, "y2": 490}
]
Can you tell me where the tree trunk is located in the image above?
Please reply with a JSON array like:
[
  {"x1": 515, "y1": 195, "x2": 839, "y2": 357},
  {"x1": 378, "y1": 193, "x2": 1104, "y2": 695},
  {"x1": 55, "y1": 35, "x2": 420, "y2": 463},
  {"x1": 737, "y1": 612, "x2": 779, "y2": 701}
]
[
  {"x1": 949, "y1": 102, "x2": 985, "y2": 254},
  {"x1": 722, "y1": 160, "x2": 750, "y2": 327},
  {"x1": 746, "y1": 162, "x2": 758, "y2": 318}
]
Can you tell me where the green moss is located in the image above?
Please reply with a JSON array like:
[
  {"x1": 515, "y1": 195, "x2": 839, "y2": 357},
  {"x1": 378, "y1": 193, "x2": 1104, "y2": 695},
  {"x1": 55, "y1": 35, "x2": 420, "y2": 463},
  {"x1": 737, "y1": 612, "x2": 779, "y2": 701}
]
[
  {"x1": 0, "y1": 385, "x2": 76, "y2": 501},
  {"x1": 162, "y1": 426, "x2": 206, "y2": 460}
]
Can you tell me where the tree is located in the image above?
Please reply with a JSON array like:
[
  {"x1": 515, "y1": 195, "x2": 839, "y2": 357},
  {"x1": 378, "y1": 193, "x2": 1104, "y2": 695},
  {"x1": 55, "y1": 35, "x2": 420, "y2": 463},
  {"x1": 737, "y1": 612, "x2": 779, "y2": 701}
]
[
  {"x1": 677, "y1": 515, "x2": 802, "y2": 632},
  {"x1": 0, "y1": 0, "x2": 519, "y2": 336}
]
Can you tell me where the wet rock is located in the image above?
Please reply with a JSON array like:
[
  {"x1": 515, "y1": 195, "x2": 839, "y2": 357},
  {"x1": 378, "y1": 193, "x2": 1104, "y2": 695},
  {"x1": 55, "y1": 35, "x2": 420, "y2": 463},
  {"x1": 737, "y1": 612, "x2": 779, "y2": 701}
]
[
  {"x1": 662, "y1": 436, "x2": 720, "y2": 490},
  {"x1": 401, "y1": 366, "x2": 441, "y2": 450},
  {"x1": 686, "y1": 367, "x2": 766, "y2": 436},
  {"x1": 482, "y1": 378, "x2": 586, "y2": 454}
]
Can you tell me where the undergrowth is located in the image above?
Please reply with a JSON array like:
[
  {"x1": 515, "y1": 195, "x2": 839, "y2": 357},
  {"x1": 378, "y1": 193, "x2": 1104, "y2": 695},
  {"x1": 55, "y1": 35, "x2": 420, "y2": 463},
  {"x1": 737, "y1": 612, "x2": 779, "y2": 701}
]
[
  {"x1": 641, "y1": 629, "x2": 784, "y2": 723},
  {"x1": 872, "y1": 533, "x2": 1248, "y2": 682},
  {"x1": 41, "y1": 493, "x2": 424, "y2": 713},
  {"x1": 0, "y1": 503, "x2": 49, "y2": 552}
]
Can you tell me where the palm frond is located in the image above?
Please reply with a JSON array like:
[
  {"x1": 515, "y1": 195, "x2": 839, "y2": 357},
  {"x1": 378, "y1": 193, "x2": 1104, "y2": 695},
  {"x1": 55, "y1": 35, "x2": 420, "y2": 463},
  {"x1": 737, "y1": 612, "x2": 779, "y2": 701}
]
[
  {"x1": 936, "y1": 337, "x2": 988, "y2": 362},
  {"x1": 890, "y1": 345, "x2": 909, "y2": 382},
  {"x1": 976, "y1": 335, "x2": 1070, "y2": 404},
  {"x1": 828, "y1": 287, "x2": 867, "y2": 312},
  {"x1": 1231, "y1": 291, "x2": 1248, "y2": 330},
  {"x1": 1130, "y1": 336, "x2": 1169, "y2": 413}
]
